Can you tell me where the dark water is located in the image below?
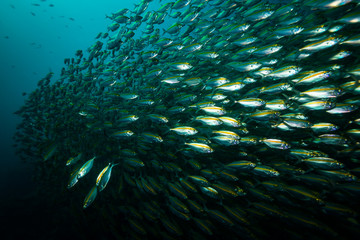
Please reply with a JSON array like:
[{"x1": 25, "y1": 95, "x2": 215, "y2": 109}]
[{"x1": 0, "y1": 1, "x2": 134, "y2": 239}]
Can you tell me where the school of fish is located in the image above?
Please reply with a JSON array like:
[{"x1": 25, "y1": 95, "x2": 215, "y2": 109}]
[{"x1": 13, "y1": 0, "x2": 360, "y2": 239}]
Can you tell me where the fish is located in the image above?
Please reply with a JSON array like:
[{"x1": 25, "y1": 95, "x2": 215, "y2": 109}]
[
  {"x1": 262, "y1": 138, "x2": 291, "y2": 149},
  {"x1": 301, "y1": 157, "x2": 344, "y2": 169},
  {"x1": 184, "y1": 143, "x2": 214, "y2": 153},
  {"x1": 77, "y1": 157, "x2": 95, "y2": 179},
  {"x1": 43, "y1": 143, "x2": 57, "y2": 161},
  {"x1": 170, "y1": 126, "x2": 198, "y2": 136},
  {"x1": 268, "y1": 65, "x2": 302, "y2": 79},
  {"x1": 96, "y1": 162, "x2": 118, "y2": 192},
  {"x1": 66, "y1": 153, "x2": 82, "y2": 166},
  {"x1": 13, "y1": 0, "x2": 360, "y2": 239},
  {"x1": 299, "y1": 36, "x2": 344, "y2": 52},
  {"x1": 283, "y1": 185, "x2": 324, "y2": 205},
  {"x1": 83, "y1": 185, "x2": 98, "y2": 209},
  {"x1": 67, "y1": 167, "x2": 81, "y2": 189},
  {"x1": 236, "y1": 98, "x2": 266, "y2": 108}
]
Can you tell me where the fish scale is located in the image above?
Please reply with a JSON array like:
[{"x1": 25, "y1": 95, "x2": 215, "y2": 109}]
[{"x1": 13, "y1": 0, "x2": 360, "y2": 239}]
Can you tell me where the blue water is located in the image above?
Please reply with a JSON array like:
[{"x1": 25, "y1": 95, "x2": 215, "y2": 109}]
[{"x1": 0, "y1": 1, "x2": 136, "y2": 238}]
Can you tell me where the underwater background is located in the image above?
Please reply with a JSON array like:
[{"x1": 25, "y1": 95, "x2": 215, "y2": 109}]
[
  {"x1": 1, "y1": 0, "x2": 360, "y2": 240},
  {"x1": 0, "y1": 1, "x2": 136, "y2": 239}
]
